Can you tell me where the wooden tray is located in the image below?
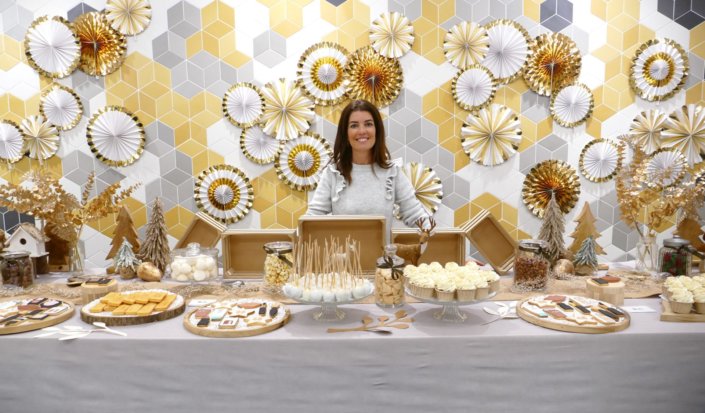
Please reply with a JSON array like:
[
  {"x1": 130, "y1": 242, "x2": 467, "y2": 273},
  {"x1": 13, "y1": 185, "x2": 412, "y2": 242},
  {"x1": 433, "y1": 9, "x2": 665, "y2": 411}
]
[
  {"x1": 517, "y1": 294, "x2": 630, "y2": 334},
  {"x1": 183, "y1": 298, "x2": 289, "y2": 338},
  {"x1": 175, "y1": 212, "x2": 226, "y2": 249},
  {"x1": 461, "y1": 210, "x2": 516, "y2": 274},
  {"x1": 298, "y1": 215, "x2": 385, "y2": 274},
  {"x1": 0, "y1": 297, "x2": 74, "y2": 335},
  {"x1": 660, "y1": 300, "x2": 705, "y2": 322},
  {"x1": 80, "y1": 289, "x2": 185, "y2": 326},
  {"x1": 391, "y1": 228, "x2": 465, "y2": 264},
  {"x1": 222, "y1": 229, "x2": 296, "y2": 279}
]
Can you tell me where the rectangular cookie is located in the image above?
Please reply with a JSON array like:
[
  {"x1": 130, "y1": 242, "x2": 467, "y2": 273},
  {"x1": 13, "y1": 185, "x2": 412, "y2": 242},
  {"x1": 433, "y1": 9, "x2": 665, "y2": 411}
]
[
  {"x1": 101, "y1": 292, "x2": 121, "y2": 305},
  {"x1": 149, "y1": 291, "x2": 167, "y2": 303},
  {"x1": 126, "y1": 303, "x2": 143, "y2": 316},
  {"x1": 90, "y1": 302, "x2": 107, "y2": 313},
  {"x1": 154, "y1": 294, "x2": 176, "y2": 312},
  {"x1": 545, "y1": 309, "x2": 567, "y2": 319},
  {"x1": 134, "y1": 292, "x2": 150, "y2": 305},
  {"x1": 112, "y1": 304, "x2": 130, "y2": 316},
  {"x1": 137, "y1": 302, "x2": 156, "y2": 316}
]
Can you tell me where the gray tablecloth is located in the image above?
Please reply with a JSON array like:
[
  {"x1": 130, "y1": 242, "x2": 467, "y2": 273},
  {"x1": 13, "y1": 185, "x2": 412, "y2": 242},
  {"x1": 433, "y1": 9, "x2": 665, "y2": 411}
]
[{"x1": 1, "y1": 298, "x2": 703, "y2": 413}]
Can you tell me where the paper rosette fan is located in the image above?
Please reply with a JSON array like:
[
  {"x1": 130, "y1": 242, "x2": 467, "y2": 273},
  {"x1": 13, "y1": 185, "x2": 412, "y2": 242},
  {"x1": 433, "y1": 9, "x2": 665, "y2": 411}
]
[
  {"x1": 579, "y1": 139, "x2": 623, "y2": 183},
  {"x1": 345, "y1": 45, "x2": 403, "y2": 108},
  {"x1": 86, "y1": 106, "x2": 145, "y2": 167},
  {"x1": 550, "y1": 83, "x2": 594, "y2": 127},
  {"x1": 0, "y1": 120, "x2": 24, "y2": 164},
  {"x1": 630, "y1": 38, "x2": 688, "y2": 102},
  {"x1": 73, "y1": 12, "x2": 127, "y2": 77},
  {"x1": 644, "y1": 148, "x2": 687, "y2": 188},
  {"x1": 24, "y1": 16, "x2": 80, "y2": 79},
  {"x1": 482, "y1": 19, "x2": 531, "y2": 84},
  {"x1": 524, "y1": 33, "x2": 581, "y2": 96},
  {"x1": 629, "y1": 110, "x2": 667, "y2": 155},
  {"x1": 223, "y1": 82, "x2": 264, "y2": 128},
  {"x1": 105, "y1": 0, "x2": 151, "y2": 36},
  {"x1": 401, "y1": 162, "x2": 443, "y2": 215},
  {"x1": 661, "y1": 104, "x2": 705, "y2": 166},
  {"x1": 444, "y1": 21, "x2": 488, "y2": 69},
  {"x1": 20, "y1": 115, "x2": 60, "y2": 162},
  {"x1": 39, "y1": 83, "x2": 83, "y2": 131},
  {"x1": 297, "y1": 42, "x2": 349, "y2": 106},
  {"x1": 261, "y1": 78, "x2": 315, "y2": 141},
  {"x1": 275, "y1": 133, "x2": 332, "y2": 191},
  {"x1": 522, "y1": 160, "x2": 580, "y2": 217},
  {"x1": 240, "y1": 126, "x2": 281, "y2": 165},
  {"x1": 370, "y1": 12, "x2": 414, "y2": 58},
  {"x1": 452, "y1": 65, "x2": 497, "y2": 111},
  {"x1": 461, "y1": 104, "x2": 522, "y2": 166},
  {"x1": 195, "y1": 164, "x2": 254, "y2": 224}
]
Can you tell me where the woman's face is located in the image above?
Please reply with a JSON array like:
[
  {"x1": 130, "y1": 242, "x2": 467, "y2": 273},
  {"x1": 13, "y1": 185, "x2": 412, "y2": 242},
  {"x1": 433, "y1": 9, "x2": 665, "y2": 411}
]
[{"x1": 347, "y1": 110, "x2": 376, "y2": 155}]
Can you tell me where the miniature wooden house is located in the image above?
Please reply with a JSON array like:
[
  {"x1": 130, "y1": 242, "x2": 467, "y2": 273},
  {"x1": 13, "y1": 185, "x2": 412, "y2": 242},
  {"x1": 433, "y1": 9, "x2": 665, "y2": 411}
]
[{"x1": 7, "y1": 223, "x2": 48, "y2": 257}]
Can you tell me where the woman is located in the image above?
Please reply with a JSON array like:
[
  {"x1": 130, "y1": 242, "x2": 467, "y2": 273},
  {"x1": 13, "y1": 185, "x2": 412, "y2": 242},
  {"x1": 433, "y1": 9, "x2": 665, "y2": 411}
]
[{"x1": 306, "y1": 100, "x2": 430, "y2": 241}]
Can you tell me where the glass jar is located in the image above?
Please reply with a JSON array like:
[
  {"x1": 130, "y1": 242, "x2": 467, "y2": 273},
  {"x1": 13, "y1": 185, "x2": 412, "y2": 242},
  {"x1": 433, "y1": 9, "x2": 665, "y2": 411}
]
[
  {"x1": 263, "y1": 241, "x2": 294, "y2": 292},
  {"x1": 658, "y1": 236, "x2": 694, "y2": 276},
  {"x1": 167, "y1": 242, "x2": 219, "y2": 282},
  {"x1": 1, "y1": 252, "x2": 34, "y2": 288},
  {"x1": 513, "y1": 240, "x2": 549, "y2": 291},
  {"x1": 375, "y1": 244, "x2": 405, "y2": 308}
]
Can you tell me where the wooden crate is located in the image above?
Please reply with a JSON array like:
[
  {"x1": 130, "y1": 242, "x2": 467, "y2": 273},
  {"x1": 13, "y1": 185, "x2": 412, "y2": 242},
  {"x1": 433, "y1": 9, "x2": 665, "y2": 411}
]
[
  {"x1": 222, "y1": 229, "x2": 296, "y2": 279},
  {"x1": 461, "y1": 210, "x2": 517, "y2": 275},
  {"x1": 391, "y1": 228, "x2": 465, "y2": 264},
  {"x1": 175, "y1": 212, "x2": 226, "y2": 249},
  {"x1": 298, "y1": 215, "x2": 385, "y2": 274}
]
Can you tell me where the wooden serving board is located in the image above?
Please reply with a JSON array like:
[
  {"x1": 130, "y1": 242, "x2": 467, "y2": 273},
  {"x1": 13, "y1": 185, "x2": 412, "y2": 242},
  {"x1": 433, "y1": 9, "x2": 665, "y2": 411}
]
[
  {"x1": 660, "y1": 300, "x2": 705, "y2": 322},
  {"x1": 80, "y1": 290, "x2": 185, "y2": 327},
  {"x1": 183, "y1": 298, "x2": 289, "y2": 338},
  {"x1": 517, "y1": 295, "x2": 630, "y2": 334},
  {"x1": 0, "y1": 297, "x2": 74, "y2": 335}
]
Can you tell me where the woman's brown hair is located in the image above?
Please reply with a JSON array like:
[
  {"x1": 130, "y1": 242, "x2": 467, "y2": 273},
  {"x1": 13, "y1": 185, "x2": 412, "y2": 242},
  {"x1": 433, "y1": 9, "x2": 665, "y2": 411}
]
[{"x1": 333, "y1": 99, "x2": 391, "y2": 183}]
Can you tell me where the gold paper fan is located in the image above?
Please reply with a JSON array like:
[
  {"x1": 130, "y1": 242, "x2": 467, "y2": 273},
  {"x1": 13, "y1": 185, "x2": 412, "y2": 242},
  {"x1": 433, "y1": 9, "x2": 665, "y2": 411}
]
[
  {"x1": 629, "y1": 110, "x2": 667, "y2": 155},
  {"x1": 73, "y1": 11, "x2": 127, "y2": 77},
  {"x1": 20, "y1": 115, "x2": 60, "y2": 162},
  {"x1": 644, "y1": 147, "x2": 687, "y2": 188},
  {"x1": 105, "y1": 0, "x2": 152, "y2": 36},
  {"x1": 345, "y1": 45, "x2": 403, "y2": 108},
  {"x1": 630, "y1": 38, "x2": 688, "y2": 102},
  {"x1": 522, "y1": 159, "x2": 580, "y2": 217},
  {"x1": 482, "y1": 19, "x2": 532, "y2": 84},
  {"x1": 261, "y1": 78, "x2": 315, "y2": 141},
  {"x1": 578, "y1": 139, "x2": 624, "y2": 183},
  {"x1": 451, "y1": 65, "x2": 497, "y2": 111},
  {"x1": 549, "y1": 83, "x2": 594, "y2": 127},
  {"x1": 195, "y1": 164, "x2": 254, "y2": 224},
  {"x1": 86, "y1": 106, "x2": 145, "y2": 167},
  {"x1": 297, "y1": 42, "x2": 349, "y2": 106},
  {"x1": 524, "y1": 33, "x2": 581, "y2": 96},
  {"x1": 275, "y1": 133, "x2": 332, "y2": 191},
  {"x1": 24, "y1": 16, "x2": 81, "y2": 79},
  {"x1": 370, "y1": 12, "x2": 414, "y2": 58},
  {"x1": 240, "y1": 126, "x2": 282, "y2": 165},
  {"x1": 223, "y1": 82, "x2": 265, "y2": 128},
  {"x1": 0, "y1": 120, "x2": 25, "y2": 164},
  {"x1": 661, "y1": 104, "x2": 705, "y2": 166},
  {"x1": 444, "y1": 21, "x2": 489, "y2": 69},
  {"x1": 402, "y1": 162, "x2": 443, "y2": 214},
  {"x1": 461, "y1": 104, "x2": 522, "y2": 166}
]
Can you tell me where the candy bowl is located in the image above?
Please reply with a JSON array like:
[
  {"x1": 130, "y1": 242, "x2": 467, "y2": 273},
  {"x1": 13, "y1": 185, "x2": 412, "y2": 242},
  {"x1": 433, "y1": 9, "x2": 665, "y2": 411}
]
[{"x1": 167, "y1": 242, "x2": 219, "y2": 283}]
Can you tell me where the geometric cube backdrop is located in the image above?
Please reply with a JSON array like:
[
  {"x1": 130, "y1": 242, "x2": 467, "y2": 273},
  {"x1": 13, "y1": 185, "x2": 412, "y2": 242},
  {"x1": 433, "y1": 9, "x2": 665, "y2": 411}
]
[{"x1": 0, "y1": 0, "x2": 703, "y2": 268}]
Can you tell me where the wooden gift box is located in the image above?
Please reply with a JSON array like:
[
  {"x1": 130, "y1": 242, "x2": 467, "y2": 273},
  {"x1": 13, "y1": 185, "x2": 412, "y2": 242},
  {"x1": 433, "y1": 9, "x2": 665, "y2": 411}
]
[
  {"x1": 297, "y1": 215, "x2": 385, "y2": 275},
  {"x1": 175, "y1": 212, "x2": 226, "y2": 249},
  {"x1": 391, "y1": 228, "x2": 465, "y2": 265},
  {"x1": 461, "y1": 210, "x2": 517, "y2": 275},
  {"x1": 222, "y1": 229, "x2": 296, "y2": 279}
]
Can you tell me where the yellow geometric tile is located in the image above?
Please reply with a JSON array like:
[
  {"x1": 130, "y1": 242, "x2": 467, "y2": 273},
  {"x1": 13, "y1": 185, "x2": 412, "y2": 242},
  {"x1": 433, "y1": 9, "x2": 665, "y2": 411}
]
[
  {"x1": 691, "y1": 22, "x2": 705, "y2": 59},
  {"x1": 0, "y1": 35, "x2": 22, "y2": 70},
  {"x1": 177, "y1": 138, "x2": 207, "y2": 158},
  {"x1": 518, "y1": 116, "x2": 552, "y2": 152},
  {"x1": 686, "y1": 83, "x2": 704, "y2": 106},
  {"x1": 161, "y1": 110, "x2": 189, "y2": 129},
  {"x1": 223, "y1": 51, "x2": 251, "y2": 68},
  {"x1": 472, "y1": 192, "x2": 500, "y2": 210},
  {"x1": 202, "y1": 1, "x2": 235, "y2": 28},
  {"x1": 591, "y1": 0, "x2": 607, "y2": 20},
  {"x1": 0, "y1": 156, "x2": 63, "y2": 184},
  {"x1": 320, "y1": 0, "x2": 353, "y2": 26},
  {"x1": 524, "y1": 0, "x2": 541, "y2": 22},
  {"x1": 270, "y1": 0, "x2": 305, "y2": 37},
  {"x1": 191, "y1": 149, "x2": 225, "y2": 175},
  {"x1": 164, "y1": 205, "x2": 194, "y2": 241},
  {"x1": 186, "y1": 33, "x2": 203, "y2": 58}
]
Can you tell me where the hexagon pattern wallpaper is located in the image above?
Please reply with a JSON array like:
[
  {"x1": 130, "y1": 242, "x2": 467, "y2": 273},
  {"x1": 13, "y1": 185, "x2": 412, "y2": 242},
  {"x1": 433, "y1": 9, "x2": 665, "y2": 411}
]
[{"x1": 0, "y1": 0, "x2": 704, "y2": 268}]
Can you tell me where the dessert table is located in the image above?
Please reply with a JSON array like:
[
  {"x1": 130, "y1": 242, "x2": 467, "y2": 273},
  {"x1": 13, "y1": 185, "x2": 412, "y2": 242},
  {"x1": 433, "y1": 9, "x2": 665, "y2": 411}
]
[{"x1": 1, "y1": 297, "x2": 703, "y2": 413}]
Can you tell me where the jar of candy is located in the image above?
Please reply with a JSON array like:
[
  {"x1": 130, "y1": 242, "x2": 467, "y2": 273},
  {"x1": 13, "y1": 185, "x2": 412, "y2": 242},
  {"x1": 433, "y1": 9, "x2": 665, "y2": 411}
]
[
  {"x1": 1, "y1": 252, "x2": 34, "y2": 288},
  {"x1": 167, "y1": 242, "x2": 219, "y2": 282},
  {"x1": 658, "y1": 236, "x2": 705, "y2": 276},
  {"x1": 513, "y1": 240, "x2": 549, "y2": 291},
  {"x1": 374, "y1": 244, "x2": 405, "y2": 308},
  {"x1": 263, "y1": 241, "x2": 294, "y2": 293}
]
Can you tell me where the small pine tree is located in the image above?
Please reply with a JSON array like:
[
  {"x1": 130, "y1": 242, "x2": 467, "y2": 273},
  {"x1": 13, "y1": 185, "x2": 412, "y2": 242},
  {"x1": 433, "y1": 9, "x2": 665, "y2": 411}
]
[
  {"x1": 105, "y1": 205, "x2": 140, "y2": 260},
  {"x1": 139, "y1": 197, "x2": 170, "y2": 273},
  {"x1": 538, "y1": 192, "x2": 566, "y2": 264},
  {"x1": 114, "y1": 237, "x2": 140, "y2": 271},
  {"x1": 573, "y1": 235, "x2": 598, "y2": 274}
]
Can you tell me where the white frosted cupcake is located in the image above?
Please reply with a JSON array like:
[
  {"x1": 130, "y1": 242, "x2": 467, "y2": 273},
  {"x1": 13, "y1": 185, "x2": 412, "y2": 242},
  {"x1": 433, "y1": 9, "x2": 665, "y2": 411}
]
[
  {"x1": 456, "y1": 279, "x2": 477, "y2": 301},
  {"x1": 693, "y1": 288, "x2": 705, "y2": 314},
  {"x1": 434, "y1": 276, "x2": 456, "y2": 301},
  {"x1": 670, "y1": 289, "x2": 694, "y2": 314},
  {"x1": 484, "y1": 270, "x2": 501, "y2": 294},
  {"x1": 445, "y1": 262, "x2": 460, "y2": 271},
  {"x1": 475, "y1": 279, "x2": 490, "y2": 299},
  {"x1": 410, "y1": 276, "x2": 435, "y2": 299}
]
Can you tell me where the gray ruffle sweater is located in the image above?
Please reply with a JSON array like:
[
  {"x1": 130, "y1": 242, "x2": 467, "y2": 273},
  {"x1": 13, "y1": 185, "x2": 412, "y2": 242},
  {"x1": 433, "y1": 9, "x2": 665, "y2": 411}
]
[{"x1": 306, "y1": 160, "x2": 430, "y2": 242}]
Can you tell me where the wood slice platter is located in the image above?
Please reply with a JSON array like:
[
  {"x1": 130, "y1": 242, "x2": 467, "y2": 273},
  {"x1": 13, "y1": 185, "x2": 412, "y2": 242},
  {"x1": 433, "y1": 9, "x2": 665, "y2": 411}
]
[
  {"x1": 0, "y1": 297, "x2": 74, "y2": 335},
  {"x1": 81, "y1": 289, "x2": 185, "y2": 327},
  {"x1": 517, "y1": 294, "x2": 630, "y2": 334},
  {"x1": 184, "y1": 298, "x2": 289, "y2": 338},
  {"x1": 660, "y1": 300, "x2": 705, "y2": 322}
]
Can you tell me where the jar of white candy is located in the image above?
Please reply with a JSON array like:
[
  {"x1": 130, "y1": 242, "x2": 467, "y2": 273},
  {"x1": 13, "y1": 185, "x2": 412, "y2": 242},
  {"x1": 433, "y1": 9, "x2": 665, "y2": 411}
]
[
  {"x1": 167, "y1": 242, "x2": 219, "y2": 282},
  {"x1": 263, "y1": 241, "x2": 294, "y2": 293}
]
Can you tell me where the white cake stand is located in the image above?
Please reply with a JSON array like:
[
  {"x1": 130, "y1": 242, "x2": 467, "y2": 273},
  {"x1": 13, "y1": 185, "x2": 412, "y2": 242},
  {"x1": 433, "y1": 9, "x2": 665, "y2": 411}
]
[
  {"x1": 406, "y1": 288, "x2": 497, "y2": 323},
  {"x1": 288, "y1": 289, "x2": 374, "y2": 321}
]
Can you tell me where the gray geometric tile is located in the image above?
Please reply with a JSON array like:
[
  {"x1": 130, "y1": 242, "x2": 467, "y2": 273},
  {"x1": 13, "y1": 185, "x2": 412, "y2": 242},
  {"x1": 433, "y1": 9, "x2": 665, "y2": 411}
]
[
  {"x1": 522, "y1": 93, "x2": 550, "y2": 122},
  {"x1": 539, "y1": 134, "x2": 567, "y2": 151},
  {"x1": 695, "y1": 0, "x2": 705, "y2": 18},
  {"x1": 541, "y1": 0, "x2": 573, "y2": 32},
  {"x1": 145, "y1": 139, "x2": 174, "y2": 157},
  {"x1": 325, "y1": 0, "x2": 347, "y2": 6},
  {"x1": 409, "y1": 136, "x2": 436, "y2": 156},
  {"x1": 542, "y1": 14, "x2": 571, "y2": 32},
  {"x1": 403, "y1": 118, "x2": 422, "y2": 143},
  {"x1": 253, "y1": 31, "x2": 287, "y2": 66},
  {"x1": 177, "y1": 179, "x2": 195, "y2": 203},
  {"x1": 254, "y1": 50, "x2": 286, "y2": 68},
  {"x1": 159, "y1": 181, "x2": 179, "y2": 209},
  {"x1": 159, "y1": 151, "x2": 178, "y2": 173},
  {"x1": 441, "y1": 16, "x2": 463, "y2": 31},
  {"x1": 658, "y1": 0, "x2": 675, "y2": 18},
  {"x1": 390, "y1": 107, "x2": 420, "y2": 127},
  {"x1": 507, "y1": 0, "x2": 523, "y2": 19},
  {"x1": 389, "y1": 0, "x2": 423, "y2": 21},
  {"x1": 421, "y1": 119, "x2": 438, "y2": 142},
  {"x1": 187, "y1": 61, "x2": 206, "y2": 87},
  {"x1": 174, "y1": 80, "x2": 201, "y2": 99},
  {"x1": 2, "y1": 4, "x2": 32, "y2": 41},
  {"x1": 444, "y1": 192, "x2": 467, "y2": 209},
  {"x1": 163, "y1": 168, "x2": 192, "y2": 186},
  {"x1": 67, "y1": 3, "x2": 97, "y2": 21},
  {"x1": 676, "y1": 10, "x2": 705, "y2": 29},
  {"x1": 153, "y1": 32, "x2": 186, "y2": 68},
  {"x1": 97, "y1": 168, "x2": 126, "y2": 186},
  {"x1": 191, "y1": 51, "x2": 218, "y2": 69},
  {"x1": 66, "y1": 168, "x2": 90, "y2": 188},
  {"x1": 473, "y1": 2, "x2": 491, "y2": 23},
  {"x1": 175, "y1": 150, "x2": 192, "y2": 173},
  {"x1": 0, "y1": 207, "x2": 35, "y2": 234},
  {"x1": 168, "y1": 1, "x2": 201, "y2": 38},
  {"x1": 658, "y1": 0, "x2": 705, "y2": 29},
  {"x1": 490, "y1": 0, "x2": 508, "y2": 19}
]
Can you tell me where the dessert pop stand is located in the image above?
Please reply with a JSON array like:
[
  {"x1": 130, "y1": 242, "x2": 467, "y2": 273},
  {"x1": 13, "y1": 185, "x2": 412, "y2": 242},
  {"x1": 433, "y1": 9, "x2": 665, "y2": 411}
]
[
  {"x1": 286, "y1": 286, "x2": 373, "y2": 321},
  {"x1": 406, "y1": 288, "x2": 498, "y2": 322}
]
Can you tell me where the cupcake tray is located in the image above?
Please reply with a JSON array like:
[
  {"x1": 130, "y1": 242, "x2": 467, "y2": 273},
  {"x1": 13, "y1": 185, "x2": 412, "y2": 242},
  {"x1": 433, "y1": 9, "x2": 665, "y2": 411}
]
[
  {"x1": 405, "y1": 288, "x2": 498, "y2": 323},
  {"x1": 660, "y1": 300, "x2": 705, "y2": 322}
]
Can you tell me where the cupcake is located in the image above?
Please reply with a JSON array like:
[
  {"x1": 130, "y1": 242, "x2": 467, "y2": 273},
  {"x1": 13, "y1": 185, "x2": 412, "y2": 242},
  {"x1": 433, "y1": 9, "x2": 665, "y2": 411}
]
[
  {"x1": 693, "y1": 288, "x2": 705, "y2": 314},
  {"x1": 484, "y1": 270, "x2": 501, "y2": 294},
  {"x1": 670, "y1": 288, "x2": 694, "y2": 314},
  {"x1": 456, "y1": 279, "x2": 477, "y2": 301},
  {"x1": 445, "y1": 262, "x2": 460, "y2": 272},
  {"x1": 434, "y1": 275, "x2": 456, "y2": 301},
  {"x1": 475, "y1": 279, "x2": 490, "y2": 299},
  {"x1": 410, "y1": 276, "x2": 435, "y2": 299}
]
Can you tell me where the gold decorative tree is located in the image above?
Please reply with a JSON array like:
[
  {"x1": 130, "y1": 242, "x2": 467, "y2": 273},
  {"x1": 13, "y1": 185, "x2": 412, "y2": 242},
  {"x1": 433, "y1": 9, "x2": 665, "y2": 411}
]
[
  {"x1": 568, "y1": 202, "x2": 605, "y2": 257},
  {"x1": 538, "y1": 192, "x2": 566, "y2": 264},
  {"x1": 139, "y1": 197, "x2": 170, "y2": 273},
  {"x1": 105, "y1": 205, "x2": 140, "y2": 260}
]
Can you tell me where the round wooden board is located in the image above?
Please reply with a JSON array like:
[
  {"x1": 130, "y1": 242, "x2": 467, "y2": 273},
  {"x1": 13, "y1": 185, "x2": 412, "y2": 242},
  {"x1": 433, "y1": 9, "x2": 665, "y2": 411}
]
[
  {"x1": 517, "y1": 295, "x2": 630, "y2": 334},
  {"x1": 80, "y1": 291, "x2": 185, "y2": 327},
  {"x1": 0, "y1": 297, "x2": 75, "y2": 335},
  {"x1": 183, "y1": 300, "x2": 290, "y2": 338}
]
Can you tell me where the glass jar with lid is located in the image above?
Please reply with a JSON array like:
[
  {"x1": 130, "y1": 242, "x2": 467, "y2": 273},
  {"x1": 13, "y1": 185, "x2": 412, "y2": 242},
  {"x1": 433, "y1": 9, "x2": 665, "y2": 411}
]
[
  {"x1": 513, "y1": 239, "x2": 550, "y2": 291},
  {"x1": 1, "y1": 252, "x2": 34, "y2": 288},
  {"x1": 374, "y1": 244, "x2": 405, "y2": 308},
  {"x1": 263, "y1": 241, "x2": 294, "y2": 293},
  {"x1": 167, "y1": 242, "x2": 219, "y2": 282},
  {"x1": 658, "y1": 236, "x2": 705, "y2": 276}
]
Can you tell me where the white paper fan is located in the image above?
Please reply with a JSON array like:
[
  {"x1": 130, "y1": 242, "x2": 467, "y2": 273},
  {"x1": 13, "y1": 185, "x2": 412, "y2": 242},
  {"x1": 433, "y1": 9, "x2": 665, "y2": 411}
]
[
  {"x1": 401, "y1": 162, "x2": 443, "y2": 214},
  {"x1": 550, "y1": 83, "x2": 594, "y2": 127},
  {"x1": 451, "y1": 65, "x2": 496, "y2": 111},
  {"x1": 0, "y1": 120, "x2": 24, "y2": 164},
  {"x1": 20, "y1": 115, "x2": 60, "y2": 162},
  {"x1": 297, "y1": 42, "x2": 349, "y2": 106},
  {"x1": 105, "y1": 0, "x2": 152, "y2": 36},
  {"x1": 24, "y1": 16, "x2": 80, "y2": 78},
  {"x1": 370, "y1": 12, "x2": 414, "y2": 58},
  {"x1": 86, "y1": 106, "x2": 145, "y2": 167},
  {"x1": 222, "y1": 82, "x2": 264, "y2": 128},
  {"x1": 630, "y1": 38, "x2": 688, "y2": 101},
  {"x1": 461, "y1": 104, "x2": 522, "y2": 166},
  {"x1": 482, "y1": 19, "x2": 531, "y2": 84},
  {"x1": 661, "y1": 104, "x2": 705, "y2": 166},
  {"x1": 240, "y1": 126, "x2": 282, "y2": 165},
  {"x1": 195, "y1": 164, "x2": 254, "y2": 224},
  {"x1": 444, "y1": 21, "x2": 489, "y2": 69},
  {"x1": 579, "y1": 139, "x2": 623, "y2": 182},
  {"x1": 39, "y1": 83, "x2": 83, "y2": 131},
  {"x1": 275, "y1": 133, "x2": 332, "y2": 191},
  {"x1": 261, "y1": 78, "x2": 315, "y2": 141},
  {"x1": 629, "y1": 110, "x2": 667, "y2": 155},
  {"x1": 645, "y1": 148, "x2": 687, "y2": 188}
]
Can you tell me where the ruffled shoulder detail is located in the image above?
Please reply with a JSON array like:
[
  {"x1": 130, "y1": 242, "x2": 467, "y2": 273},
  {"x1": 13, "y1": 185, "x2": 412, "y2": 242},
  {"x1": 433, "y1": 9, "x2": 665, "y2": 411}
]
[
  {"x1": 384, "y1": 159, "x2": 403, "y2": 201},
  {"x1": 327, "y1": 164, "x2": 346, "y2": 203}
]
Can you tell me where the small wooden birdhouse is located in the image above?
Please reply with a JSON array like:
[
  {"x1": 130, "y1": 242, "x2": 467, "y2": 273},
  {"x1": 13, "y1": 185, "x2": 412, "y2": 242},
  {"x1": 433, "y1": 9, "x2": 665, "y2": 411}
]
[{"x1": 7, "y1": 223, "x2": 49, "y2": 257}]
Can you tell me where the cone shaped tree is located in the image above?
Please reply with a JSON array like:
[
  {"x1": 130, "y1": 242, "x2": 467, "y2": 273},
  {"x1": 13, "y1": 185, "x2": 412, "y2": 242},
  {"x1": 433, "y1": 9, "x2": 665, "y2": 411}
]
[
  {"x1": 106, "y1": 205, "x2": 140, "y2": 260},
  {"x1": 538, "y1": 192, "x2": 566, "y2": 264},
  {"x1": 568, "y1": 202, "x2": 605, "y2": 257},
  {"x1": 139, "y1": 197, "x2": 170, "y2": 273}
]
